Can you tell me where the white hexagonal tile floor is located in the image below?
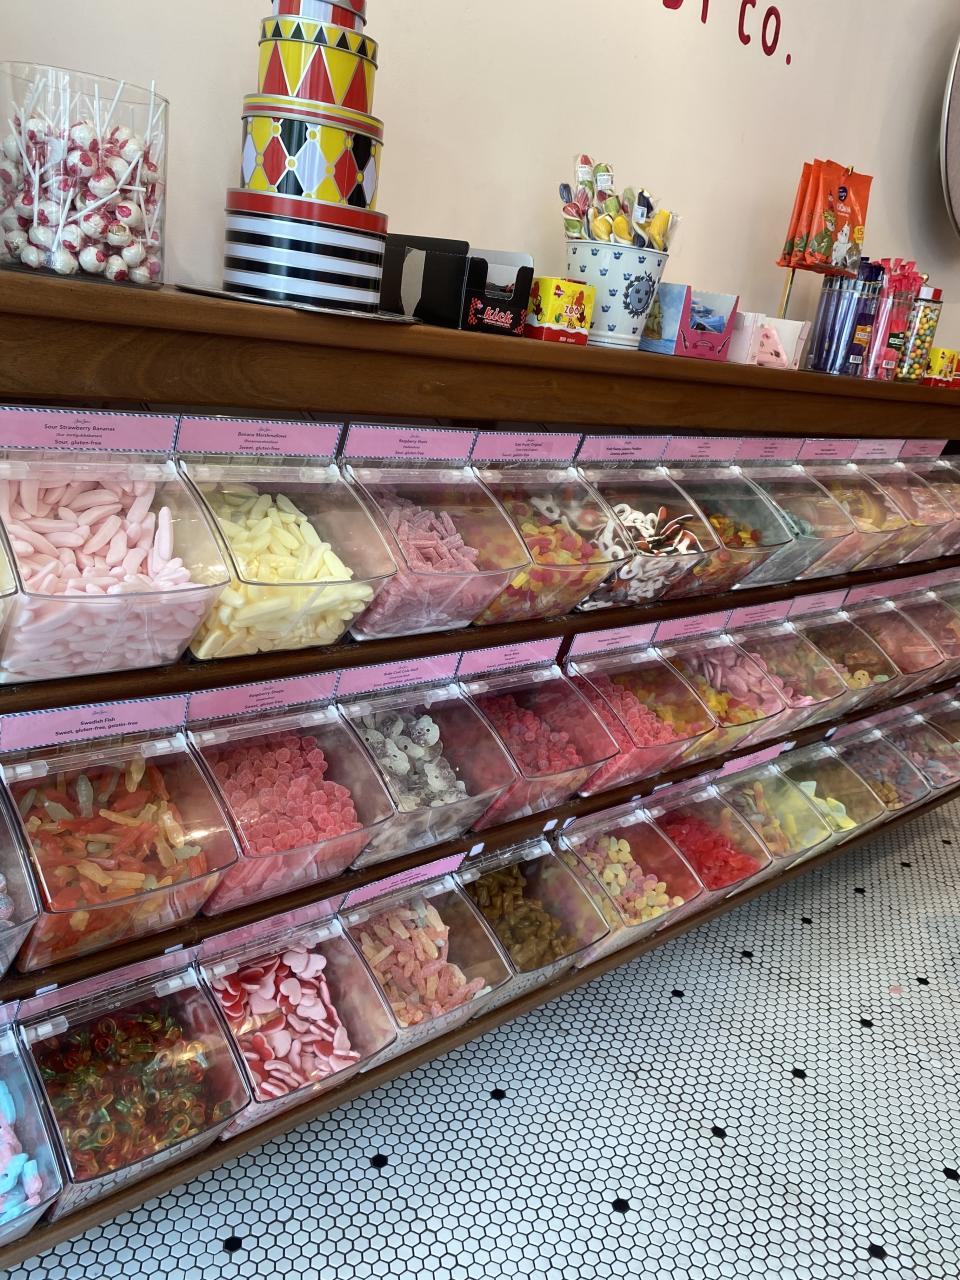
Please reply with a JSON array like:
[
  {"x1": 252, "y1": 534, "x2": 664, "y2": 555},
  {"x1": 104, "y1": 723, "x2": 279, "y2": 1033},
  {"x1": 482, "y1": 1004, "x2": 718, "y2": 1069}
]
[{"x1": 10, "y1": 802, "x2": 960, "y2": 1280}]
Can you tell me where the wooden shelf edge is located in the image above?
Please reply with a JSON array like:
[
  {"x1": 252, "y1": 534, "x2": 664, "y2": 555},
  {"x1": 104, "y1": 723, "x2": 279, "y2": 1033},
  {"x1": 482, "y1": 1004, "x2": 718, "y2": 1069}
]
[{"x1": 0, "y1": 783, "x2": 953, "y2": 1272}]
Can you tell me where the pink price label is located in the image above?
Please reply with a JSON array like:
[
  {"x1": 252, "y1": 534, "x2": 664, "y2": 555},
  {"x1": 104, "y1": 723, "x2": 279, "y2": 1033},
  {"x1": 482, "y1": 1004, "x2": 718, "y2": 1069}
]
[
  {"x1": 177, "y1": 416, "x2": 341, "y2": 457},
  {"x1": 0, "y1": 406, "x2": 177, "y2": 453},
  {"x1": 187, "y1": 674, "x2": 337, "y2": 722},
  {"x1": 832, "y1": 721, "x2": 872, "y2": 743},
  {"x1": 343, "y1": 424, "x2": 475, "y2": 462},
  {"x1": 1, "y1": 696, "x2": 189, "y2": 753},
  {"x1": 789, "y1": 590, "x2": 848, "y2": 618},
  {"x1": 344, "y1": 855, "x2": 466, "y2": 909},
  {"x1": 798, "y1": 439, "x2": 858, "y2": 461},
  {"x1": 728, "y1": 601, "x2": 792, "y2": 629},
  {"x1": 900, "y1": 439, "x2": 947, "y2": 459},
  {"x1": 654, "y1": 610, "x2": 731, "y2": 643},
  {"x1": 576, "y1": 435, "x2": 669, "y2": 463},
  {"x1": 662, "y1": 436, "x2": 742, "y2": 464},
  {"x1": 868, "y1": 706, "x2": 911, "y2": 730},
  {"x1": 844, "y1": 582, "x2": 894, "y2": 606},
  {"x1": 457, "y1": 639, "x2": 562, "y2": 679},
  {"x1": 720, "y1": 744, "x2": 786, "y2": 776},
  {"x1": 567, "y1": 624, "x2": 658, "y2": 657},
  {"x1": 884, "y1": 574, "x2": 934, "y2": 599},
  {"x1": 853, "y1": 439, "x2": 906, "y2": 461},
  {"x1": 927, "y1": 568, "x2": 960, "y2": 589},
  {"x1": 471, "y1": 431, "x2": 580, "y2": 465},
  {"x1": 336, "y1": 654, "x2": 461, "y2": 699},
  {"x1": 736, "y1": 438, "x2": 802, "y2": 463},
  {"x1": 198, "y1": 894, "x2": 345, "y2": 960}
]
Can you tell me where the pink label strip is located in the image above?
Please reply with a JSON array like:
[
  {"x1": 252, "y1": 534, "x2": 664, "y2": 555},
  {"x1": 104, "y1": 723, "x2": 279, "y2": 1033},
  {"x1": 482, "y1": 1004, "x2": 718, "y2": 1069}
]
[
  {"x1": 788, "y1": 590, "x2": 849, "y2": 618},
  {"x1": 343, "y1": 424, "x2": 476, "y2": 463},
  {"x1": 576, "y1": 435, "x2": 669, "y2": 463},
  {"x1": 457, "y1": 639, "x2": 563, "y2": 679},
  {"x1": 900, "y1": 440, "x2": 947, "y2": 459},
  {"x1": 471, "y1": 431, "x2": 581, "y2": 465},
  {"x1": 654, "y1": 610, "x2": 731, "y2": 643},
  {"x1": 1, "y1": 696, "x2": 189, "y2": 754},
  {"x1": 187, "y1": 674, "x2": 337, "y2": 722},
  {"x1": 567, "y1": 624, "x2": 658, "y2": 658},
  {"x1": 844, "y1": 582, "x2": 895, "y2": 607},
  {"x1": 727, "y1": 601, "x2": 793, "y2": 629},
  {"x1": 832, "y1": 721, "x2": 873, "y2": 743},
  {"x1": 0, "y1": 407, "x2": 177, "y2": 453},
  {"x1": 853, "y1": 438, "x2": 906, "y2": 461},
  {"x1": 197, "y1": 894, "x2": 345, "y2": 961},
  {"x1": 883, "y1": 574, "x2": 936, "y2": 600},
  {"x1": 662, "y1": 436, "x2": 742, "y2": 464},
  {"x1": 177, "y1": 416, "x2": 342, "y2": 457},
  {"x1": 736, "y1": 437, "x2": 802, "y2": 463},
  {"x1": 798, "y1": 439, "x2": 858, "y2": 462},
  {"x1": 336, "y1": 653, "x2": 461, "y2": 699},
  {"x1": 344, "y1": 854, "x2": 467, "y2": 909},
  {"x1": 720, "y1": 743, "x2": 786, "y2": 776}
]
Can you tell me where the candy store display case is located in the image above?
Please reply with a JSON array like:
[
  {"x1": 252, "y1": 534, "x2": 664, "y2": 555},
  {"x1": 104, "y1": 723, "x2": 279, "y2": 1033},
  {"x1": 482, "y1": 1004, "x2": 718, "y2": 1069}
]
[
  {"x1": 645, "y1": 785, "x2": 775, "y2": 901},
  {"x1": 17, "y1": 956, "x2": 250, "y2": 1218},
  {"x1": 926, "y1": 696, "x2": 960, "y2": 745},
  {"x1": 459, "y1": 657, "x2": 619, "y2": 831},
  {"x1": 845, "y1": 601, "x2": 947, "y2": 699},
  {"x1": 833, "y1": 731, "x2": 932, "y2": 813},
  {"x1": 855, "y1": 463, "x2": 955, "y2": 563},
  {"x1": 881, "y1": 714, "x2": 960, "y2": 792},
  {"x1": 0, "y1": 1008, "x2": 62, "y2": 1246},
  {"x1": 905, "y1": 460, "x2": 960, "y2": 555},
  {"x1": 555, "y1": 803, "x2": 705, "y2": 966},
  {"x1": 803, "y1": 464, "x2": 913, "y2": 572},
  {"x1": 189, "y1": 705, "x2": 397, "y2": 915},
  {"x1": 342, "y1": 874, "x2": 513, "y2": 1067},
  {"x1": 660, "y1": 467, "x2": 796, "y2": 597},
  {"x1": 777, "y1": 744, "x2": 888, "y2": 846},
  {"x1": 0, "y1": 802, "x2": 38, "y2": 980},
  {"x1": 792, "y1": 613, "x2": 900, "y2": 714},
  {"x1": 459, "y1": 839, "x2": 609, "y2": 1009},
  {"x1": 6, "y1": 732, "x2": 240, "y2": 971},
  {"x1": 715, "y1": 764, "x2": 834, "y2": 870},
  {"x1": 730, "y1": 621, "x2": 853, "y2": 733},
  {"x1": 198, "y1": 906, "x2": 396, "y2": 1139},
  {"x1": 893, "y1": 591, "x2": 960, "y2": 680},
  {"x1": 566, "y1": 646, "x2": 716, "y2": 796}
]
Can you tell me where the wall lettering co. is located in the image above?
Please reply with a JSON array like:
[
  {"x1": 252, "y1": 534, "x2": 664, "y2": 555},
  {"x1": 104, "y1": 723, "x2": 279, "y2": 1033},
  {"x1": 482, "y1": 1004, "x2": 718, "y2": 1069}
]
[{"x1": 662, "y1": 0, "x2": 792, "y2": 66}]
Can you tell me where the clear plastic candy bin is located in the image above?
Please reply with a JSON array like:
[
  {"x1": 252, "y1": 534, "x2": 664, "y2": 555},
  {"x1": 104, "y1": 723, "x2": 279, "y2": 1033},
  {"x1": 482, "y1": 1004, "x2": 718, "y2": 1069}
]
[
  {"x1": 0, "y1": 1012, "x2": 62, "y2": 1246},
  {"x1": 738, "y1": 466, "x2": 867, "y2": 582},
  {"x1": 18, "y1": 960, "x2": 249, "y2": 1218},
  {"x1": 567, "y1": 649, "x2": 716, "y2": 796},
  {"x1": 856, "y1": 464, "x2": 954, "y2": 563},
  {"x1": 459, "y1": 840, "x2": 609, "y2": 1009},
  {"x1": 660, "y1": 467, "x2": 795, "y2": 597},
  {"x1": 200, "y1": 912, "x2": 397, "y2": 1139},
  {"x1": 927, "y1": 696, "x2": 960, "y2": 746},
  {"x1": 731, "y1": 623, "x2": 852, "y2": 733},
  {"x1": 575, "y1": 466, "x2": 717, "y2": 608},
  {"x1": 793, "y1": 615, "x2": 900, "y2": 714},
  {"x1": 7, "y1": 734, "x2": 239, "y2": 971},
  {"x1": 462, "y1": 666, "x2": 618, "y2": 830},
  {"x1": 339, "y1": 683, "x2": 517, "y2": 865},
  {"x1": 846, "y1": 602, "x2": 946, "y2": 699},
  {"x1": 895, "y1": 593, "x2": 960, "y2": 681},
  {"x1": 343, "y1": 875, "x2": 512, "y2": 1068},
  {"x1": 834, "y1": 732, "x2": 932, "y2": 813},
  {"x1": 885, "y1": 714, "x2": 960, "y2": 791},
  {"x1": 190, "y1": 706, "x2": 396, "y2": 915},
  {"x1": 905, "y1": 461, "x2": 960, "y2": 556},
  {"x1": 556, "y1": 804, "x2": 705, "y2": 966},
  {"x1": 716, "y1": 765, "x2": 833, "y2": 870},
  {"x1": 471, "y1": 468, "x2": 628, "y2": 623},
  {"x1": 346, "y1": 465, "x2": 530, "y2": 639},
  {"x1": 0, "y1": 457, "x2": 229, "y2": 683},
  {"x1": 778, "y1": 745, "x2": 887, "y2": 845},
  {"x1": 804, "y1": 464, "x2": 912, "y2": 572},
  {"x1": 180, "y1": 458, "x2": 397, "y2": 659},
  {"x1": 0, "y1": 799, "x2": 38, "y2": 979},
  {"x1": 647, "y1": 788, "x2": 775, "y2": 900}
]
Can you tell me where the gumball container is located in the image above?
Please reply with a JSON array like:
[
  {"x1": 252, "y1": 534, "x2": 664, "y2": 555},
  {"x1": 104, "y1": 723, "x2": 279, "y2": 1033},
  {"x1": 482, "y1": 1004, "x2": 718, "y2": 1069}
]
[
  {"x1": 0, "y1": 65, "x2": 166, "y2": 287},
  {"x1": 716, "y1": 765, "x2": 833, "y2": 870},
  {"x1": 660, "y1": 468, "x2": 795, "y2": 598},
  {"x1": 575, "y1": 466, "x2": 717, "y2": 608},
  {"x1": 803, "y1": 465, "x2": 912, "y2": 572},
  {"x1": 778, "y1": 745, "x2": 887, "y2": 848},
  {"x1": 567, "y1": 649, "x2": 716, "y2": 795},
  {"x1": 0, "y1": 457, "x2": 229, "y2": 683},
  {"x1": 200, "y1": 910, "x2": 396, "y2": 1139},
  {"x1": 556, "y1": 803, "x2": 704, "y2": 965},
  {"x1": 346, "y1": 465, "x2": 530, "y2": 640},
  {"x1": 846, "y1": 602, "x2": 946, "y2": 699},
  {"x1": 833, "y1": 733, "x2": 932, "y2": 813},
  {"x1": 339, "y1": 683, "x2": 517, "y2": 865},
  {"x1": 793, "y1": 615, "x2": 900, "y2": 714},
  {"x1": 9, "y1": 735, "x2": 240, "y2": 971},
  {"x1": 190, "y1": 706, "x2": 397, "y2": 915},
  {"x1": 343, "y1": 875, "x2": 512, "y2": 1067},
  {"x1": 461, "y1": 666, "x2": 619, "y2": 830},
  {"x1": 905, "y1": 461, "x2": 960, "y2": 556},
  {"x1": 19, "y1": 960, "x2": 249, "y2": 1219},
  {"x1": 647, "y1": 788, "x2": 775, "y2": 901},
  {"x1": 459, "y1": 840, "x2": 609, "y2": 1009},
  {"x1": 855, "y1": 464, "x2": 954, "y2": 563},
  {"x1": 730, "y1": 623, "x2": 851, "y2": 734},
  {"x1": 0, "y1": 1011, "x2": 62, "y2": 1245},
  {"x1": 471, "y1": 468, "x2": 630, "y2": 624},
  {"x1": 886, "y1": 715, "x2": 960, "y2": 791}
]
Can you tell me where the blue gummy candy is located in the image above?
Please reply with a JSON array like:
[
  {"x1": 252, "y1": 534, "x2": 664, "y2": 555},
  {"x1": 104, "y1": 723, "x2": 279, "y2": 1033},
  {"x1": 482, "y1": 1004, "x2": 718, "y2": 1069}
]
[
  {"x1": 0, "y1": 1081, "x2": 15, "y2": 1126},
  {"x1": 0, "y1": 1153, "x2": 27, "y2": 1195}
]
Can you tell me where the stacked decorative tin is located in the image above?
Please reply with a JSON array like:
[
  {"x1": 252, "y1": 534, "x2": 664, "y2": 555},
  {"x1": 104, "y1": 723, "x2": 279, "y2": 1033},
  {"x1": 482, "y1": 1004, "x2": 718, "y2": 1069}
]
[{"x1": 224, "y1": 0, "x2": 387, "y2": 312}]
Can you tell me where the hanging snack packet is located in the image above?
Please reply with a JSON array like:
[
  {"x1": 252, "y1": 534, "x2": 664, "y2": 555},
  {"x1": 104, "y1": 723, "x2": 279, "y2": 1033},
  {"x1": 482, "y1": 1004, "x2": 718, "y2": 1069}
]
[
  {"x1": 804, "y1": 162, "x2": 873, "y2": 276},
  {"x1": 777, "y1": 162, "x2": 812, "y2": 267},
  {"x1": 790, "y1": 159, "x2": 823, "y2": 268}
]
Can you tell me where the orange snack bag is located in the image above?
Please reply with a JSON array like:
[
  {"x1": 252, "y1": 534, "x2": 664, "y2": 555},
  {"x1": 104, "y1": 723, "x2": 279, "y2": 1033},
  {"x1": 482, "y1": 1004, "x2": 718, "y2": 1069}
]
[
  {"x1": 777, "y1": 162, "x2": 811, "y2": 268},
  {"x1": 789, "y1": 159, "x2": 823, "y2": 269},
  {"x1": 804, "y1": 162, "x2": 873, "y2": 276}
]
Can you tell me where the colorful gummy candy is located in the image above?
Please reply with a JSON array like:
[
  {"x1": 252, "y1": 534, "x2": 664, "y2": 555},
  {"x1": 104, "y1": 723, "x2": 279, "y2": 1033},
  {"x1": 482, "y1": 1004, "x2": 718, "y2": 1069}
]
[
  {"x1": 798, "y1": 622, "x2": 894, "y2": 695},
  {"x1": 350, "y1": 897, "x2": 487, "y2": 1028},
  {"x1": 666, "y1": 645, "x2": 782, "y2": 727},
  {"x1": 191, "y1": 486, "x2": 374, "y2": 658},
  {"x1": 576, "y1": 834, "x2": 685, "y2": 927},
  {"x1": 666, "y1": 511, "x2": 765, "y2": 597},
  {"x1": 0, "y1": 1080, "x2": 46, "y2": 1228},
  {"x1": 30, "y1": 1000, "x2": 236, "y2": 1182},
  {"x1": 209, "y1": 945, "x2": 359, "y2": 1102},
  {"x1": 12, "y1": 758, "x2": 217, "y2": 968},
  {"x1": 735, "y1": 634, "x2": 844, "y2": 713},
  {"x1": 657, "y1": 810, "x2": 764, "y2": 891},
  {"x1": 464, "y1": 863, "x2": 575, "y2": 973},
  {"x1": 573, "y1": 672, "x2": 695, "y2": 793},
  {"x1": 887, "y1": 724, "x2": 960, "y2": 789},
  {"x1": 794, "y1": 779, "x2": 858, "y2": 833},
  {"x1": 838, "y1": 742, "x2": 929, "y2": 810},
  {"x1": 852, "y1": 609, "x2": 942, "y2": 678},
  {"x1": 901, "y1": 601, "x2": 960, "y2": 662},
  {"x1": 722, "y1": 776, "x2": 826, "y2": 859}
]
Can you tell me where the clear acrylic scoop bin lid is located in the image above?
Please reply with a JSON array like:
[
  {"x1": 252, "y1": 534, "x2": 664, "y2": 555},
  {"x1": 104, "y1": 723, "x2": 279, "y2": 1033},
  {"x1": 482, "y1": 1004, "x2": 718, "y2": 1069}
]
[
  {"x1": 846, "y1": 603, "x2": 946, "y2": 699},
  {"x1": 793, "y1": 615, "x2": 900, "y2": 714},
  {"x1": 737, "y1": 466, "x2": 866, "y2": 583},
  {"x1": 716, "y1": 765, "x2": 833, "y2": 869},
  {"x1": 339, "y1": 681, "x2": 517, "y2": 866},
  {"x1": 6, "y1": 734, "x2": 239, "y2": 971},
  {"x1": 574, "y1": 466, "x2": 717, "y2": 609},
  {"x1": 647, "y1": 787, "x2": 775, "y2": 900},
  {"x1": 0, "y1": 797, "x2": 39, "y2": 979},
  {"x1": 778, "y1": 745, "x2": 887, "y2": 840},
  {"x1": 459, "y1": 839, "x2": 609, "y2": 1009},
  {"x1": 343, "y1": 875, "x2": 512, "y2": 1068},
  {"x1": 462, "y1": 665, "x2": 618, "y2": 830},
  {"x1": 17, "y1": 957, "x2": 250, "y2": 1219},
  {"x1": 731, "y1": 623, "x2": 851, "y2": 734},
  {"x1": 567, "y1": 648, "x2": 716, "y2": 796},
  {"x1": 833, "y1": 733, "x2": 932, "y2": 813},
  {"x1": 856, "y1": 464, "x2": 954, "y2": 563},
  {"x1": 346, "y1": 464, "x2": 530, "y2": 640},
  {"x1": 0, "y1": 1010, "x2": 62, "y2": 1246},
  {"x1": 803, "y1": 464, "x2": 910, "y2": 572},
  {"x1": 199, "y1": 908, "x2": 396, "y2": 1139},
  {"x1": 906, "y1": 461, "x2": 960, "y2": 556},
  {"x1": 556, "y1": 803, "x2": 705, "y2": 966},
  {"x1": 0, "y1": 457, "x2": 229, "y2": 683},
  {"x1": 660, "y1": 467, "x2": 794, "y2": 598},
  {"x1": 189, "y1": 705, "x2": 396, "y2": 916},
  {"x1": 896, "y1": 594, "x2": 960, "y2": 679},
  {"x1": 472, "y1": 468, "x2": 629, "y2": 623},
  {"x1": 180, "y1": 457, "x2": 397, "y2": 659},
  {"x1": 885, "y1": 714, "x2": 960, "y2": 791}
]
